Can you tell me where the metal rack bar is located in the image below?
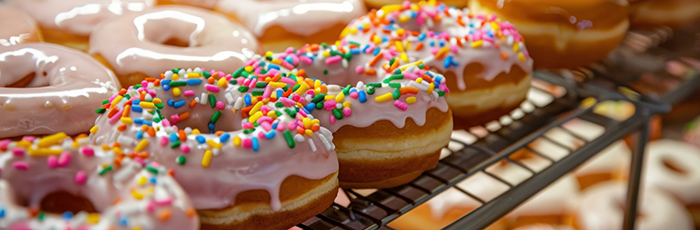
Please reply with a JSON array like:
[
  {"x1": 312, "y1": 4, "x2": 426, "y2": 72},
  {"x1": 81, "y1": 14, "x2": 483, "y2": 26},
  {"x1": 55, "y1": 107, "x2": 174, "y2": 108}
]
[{"x1": 623, "y1": 113, "x2": 651, "y2": 230}]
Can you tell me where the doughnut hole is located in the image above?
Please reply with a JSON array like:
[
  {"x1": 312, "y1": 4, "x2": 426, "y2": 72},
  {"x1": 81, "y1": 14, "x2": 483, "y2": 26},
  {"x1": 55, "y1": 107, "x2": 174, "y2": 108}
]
[
  {"x1": 159, "y1": 97, "x2": 243, "y2": 133},
  {"x1": 39, "y1": 192, "x2": 97, "y2": 214},
  {"x1": 140, "y1": 14, "x2": 199, "y2": 48},
  {"x1": 662, "y1": 157, "x2": 689, "y2": 176}
]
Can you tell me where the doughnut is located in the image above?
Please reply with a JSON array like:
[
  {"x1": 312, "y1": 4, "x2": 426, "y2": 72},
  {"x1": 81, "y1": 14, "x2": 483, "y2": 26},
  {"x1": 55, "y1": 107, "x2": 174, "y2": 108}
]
[
  {"x1": 341, "y1": 1, "x2": 534, "y2": 128},
  {"x1": 89, "y1": 67, "x2": 339, "y2": 229},
  {"x1": 0, "y1": 6, "x2": 42, "y2": 46},
  {"x1": 468, "y1": 0, "x2": 630, "y2": 69},
  {"x1": 622, "y1": 139, "x2": 700, "y2": 228},
  {"x1": 504, "y1": 174, "x2": 579, "y2": 228},
  {"x1": 89, "y1": 6, "x2": 263, "y2": 88},
  {"x1": 684, "y1": 116, "x2": 700, "y2": 148},
  {"x1": 6, "y1": 0, "x2": 154, "y2": 51},
  {"x1": 249, "y1": 41, "x2": 453, "y2": 188},
  {"x1": 157, "y1": 0, "x2": 219, "y2": 9},
  {"x1": 214, "y1": 0, "x2": 366, "y2": 52},
  {"x1": 0, "y1": 43, "x2": 121, "y2": 139},
  {"x1": 0, "y1": 133, "x2": 199, "y2": 229},
  {"x1": 363, "y1": 0, "x2": 467, "y2": 10},
  {"x1": 629, "y1": 0, "x2": 700, "y2": 28},
  {"x1": 572, "y1": 181, "x2": 694, "y2": 230}
]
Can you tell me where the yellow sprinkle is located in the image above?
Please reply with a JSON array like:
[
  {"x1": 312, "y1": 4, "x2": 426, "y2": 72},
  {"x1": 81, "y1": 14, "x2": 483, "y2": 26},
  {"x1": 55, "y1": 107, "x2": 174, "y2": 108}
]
[
  {"x1": 399, "y1": 53, "x2": 409, "y2": 63},
  {"x1": 395, "y1": 41, "x2": 404, "y2": 52},
  {"x1": 265, "y1": 51, "x2": 274, "y2": 57},
  {"x1": 314, "y1": 80, "x2": 322, "y2": 89},
  {"x1": 518, "y1": 53, "x2": 526, "y2": 62},
  {"x1": 86, "y1": 214, "x2": 100, "y2": 224},
  {"x1": 90, "y1": 126, "x2": 99, "y2": 134},
  {"x1": 120, "y1": 117, "x2": 133, "y2": 125},
  {"x1": 406, "y1": 97, "x2": 417, "y2": 104},
  {"x1": 139, "y1": 102, "x2": 155, "y2": 109},
  {"x1": 335, "y1": 93, "x2": 345, "y2": 102},
  {"x1": 335, "y1": 40, "x2": 342, "y2": 48},
  {"x1": 373, "y1": 36, "x2": 382, "y2": 44},
  {"x1": 16, "y1": 140, "x2": 31, "y2": 148},
  {"x1": 202, "y1": 150, "x2": 213, "y2": 168},
  {"x1": 471, "y1": 40, "x2": 483, "y2": 48},
  {"x1": 233, "y1": 136, "x2": 242, "y2": 146},
  {"x1": 322, "y1": 50, "x2": 331, "y2": 57},
  {"x1": 112, "y1": 147, "x2": 123, "y2": 155},
  {"x1": 343, "y1": 101, "x2": 351, "y2": 108},
  {"x1": 268, "y1": 112, "x2": 277, "y2": 119},
  {"x1": 133, "y1": 227, "x2": 142, "y2": 230},
  {"x1": 491, "y1": 22, "x2": 500, "y2": 31},
  {"x1": 131, "y1": 190, "x2": 144, "y2": 200},
  {"x1": 29, "y1": 148, "x2": 63, "y2": 156},
  {"x1": 206, "y1": 140, "x2": 222, "y2": 149},
  {"x1": 135, "y1": 139, "x2": 149, "y2": 152},
  {"x1": 152, "y1": 98, "x2": 162, "y2": 104},
  {"x1": 303, "y1": 118, "x2": 311, "y2": 129},
  {"x1": 173, "y1": 73, "x2": 180, "y2": 80},
  {"x1": 513, "y1": 42, "x2": 519, "y2": 53},
  {"x1": 101, "y1": 145, "x2": 111, "y2": 151},
  {"x1": 375, "y1": 93, "x2": 394, "y2": 102},
  {"x1": 427, "y1": 83, "x2": 435, "y2": 94},
  {"x1": 244, "y1": 66, "x2": 254, "y2": 72},
  {"x1": 269, "y1": 82, "x2": 286, "y2": 88},
  {"x1": 436, "y1": 47, "x2": 449, "y2": 58},
  {"x1": 580, "y1": 97, "x2": 597, "y2": 109},
  {"x1": 249, "y1": 101, "x2": 263, "y2": 115},
  {"x1": 416, "y1": 78, "x2": 423, "y2": 83},
  {"x1": 304, "y1": 129, "x2": 313, "y2": 137},
  {"x1": 399, "y1": 15, "x2": 410, "y2": 22},
  {"x1": 217, "y1": 78, "x2": 228, "y2": 88},
  {"x1": 72, "y1": 141, "x2": 80, "y2": 148},
  {"x1": 172, "y1": 87, "x2": 181, "y2": 97},
  {"x1": 249, "y1": 111, "x2": 263, "y2": 123},
  {"x1": 411, "y1": 4, "x2": 419, "y2": 11},
  {"x1": 324, "y1": 95, "x2": 336, "y2": 101},
  {"x1": 138, "y1": 176, "x2": 147, "y2": 185},
  {"x1": 37, "y1": 132, "x2": 68, "y2": 148},
  {"x1": 192, "y1": 129, "x2": 201, "y2": 134},
  {"x1": 380, "y1": 4, "x2": 402, "y2": 13},
  {"x1": 111, "y1": 96, "x2": 123, "y2": 109},
  {"x1": 294, "y1": 83, "x2": 310, "y2": 95},
  {"x1": 187, "y1": 72, "x2": 200, "y2": 78}
]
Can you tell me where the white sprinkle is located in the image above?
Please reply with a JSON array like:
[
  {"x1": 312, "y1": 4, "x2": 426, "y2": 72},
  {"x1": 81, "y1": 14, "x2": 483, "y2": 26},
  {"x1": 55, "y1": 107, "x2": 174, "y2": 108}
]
[
  {"x1": 318, "y1": 133, "x2": 332, "y2": 150},
  {"x1": 212, "y1": 148, "x2": 220, "y2": 156},
  {"x1": 200, "y1": 93, "x2": 208, "y2": 105},
  {"x1": 194, "y1": 67, "x2": 202, "y2": 73},
  {"x1": 184, "y1": 127, "x2": 193, "y2": 134},
  {"x1": 319, "y1": 127, "x2": 333, "y2": 142},
  {"x1": 164, "y1": 71, "x2": 174, "y2": 80},
  {"x1": 225, "y1": 92, "x2": 234, "y2": 104},
  {"x1": 117, "y1": 135, "x2": 135, "y2": 146},
  {"x1": 178, "y1": 69, "x2": 186, "y2": 77},
  {"x1": 308, "y1": 139, "x2": 317, "y2": 152},
  {"x1": 294, "y1": 134, "x2": 306, "y2": 142},
  {"x1": 233, "y1": 97, "x2": 244, "y2": 110},
  {"x1": 342, "y1": 59, "x2": 348, "y2": 68}
]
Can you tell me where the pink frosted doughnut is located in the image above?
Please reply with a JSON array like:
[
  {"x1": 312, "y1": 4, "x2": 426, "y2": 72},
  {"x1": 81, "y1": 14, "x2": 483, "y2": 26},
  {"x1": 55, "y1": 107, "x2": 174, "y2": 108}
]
[
  {"x1": 0, "y1": 43, "x2": 120, "y2": 139},
  {"x1": 0, "y1": 7, "x2": 42, "y2": 46}
]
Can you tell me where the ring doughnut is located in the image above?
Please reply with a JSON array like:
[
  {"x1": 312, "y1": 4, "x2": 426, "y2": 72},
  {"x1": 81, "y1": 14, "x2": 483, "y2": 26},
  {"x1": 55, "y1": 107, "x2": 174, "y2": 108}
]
[
  {"x1": 89, "y1": 5, "x2": 263, "y2": 87},
  {"x1": 89, "y1": 68, "x2": 339, "y2": 229},
  {"x1": 0, "y1": 43, "x2": 120, "y2": 139},
  {"x1": 157, "y1": 0, "x2": 219, "y2": 9},
  {"x1": 214, "y1": 0, "x2": 367, "y2": 52},
  {"x1": 0, "y1": 7, "x2": 42, "y2": 46},
  {"x1": 0, "y1": 133, "x2": 199, "y2": 229},
  {"x1": 248, "y1": 41, "x2": 453, "y2": 188},
  {"x1": 6, "y1": 0, "x2": 154, "y2": 51},
  {"x1": 468, "y1": 0, "x2": 629, "y2": 69},
  {"x1": 341, "y1": 0, "x2": 533, "y2": 128},
  {"x1": 572, "y1": 181, "x2": 693, "y2": 230},
  {"x1": 363, "y1": 0, "x2": 468, "y2": 10}
]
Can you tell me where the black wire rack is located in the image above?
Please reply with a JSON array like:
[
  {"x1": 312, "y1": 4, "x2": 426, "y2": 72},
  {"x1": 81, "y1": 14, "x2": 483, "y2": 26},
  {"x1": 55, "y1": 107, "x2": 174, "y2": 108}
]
[{"x1": 298, "y1": 24, "x2": 700, "y2": 230}]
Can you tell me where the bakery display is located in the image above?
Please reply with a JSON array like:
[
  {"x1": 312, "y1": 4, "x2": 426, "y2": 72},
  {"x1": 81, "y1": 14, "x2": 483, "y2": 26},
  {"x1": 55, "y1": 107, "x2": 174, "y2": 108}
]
[
  {"x1": 215, "y1": 0, "x2": 367, "y2": 52},
  {"x1": 341, "y1": 0, "x2": 533, "y2": 127},
  {"x1": 468, "y1": 0, "x2": 629, "y2": 69},
  {"x1": 0, "y1": 7, "x2": 42, "y2": 46},
  {"x1": 89, "y1": 6, "x2": 263, "y2": 87},
  {"x1": 6, "y1": 0, "x2": 155, "y2": 51},
  {"x1": 0, "y1": 134, "x2": 199, "y2": 229},
  {"x1": 0, "y1": 43, "x2": 121, "y2": 139}
]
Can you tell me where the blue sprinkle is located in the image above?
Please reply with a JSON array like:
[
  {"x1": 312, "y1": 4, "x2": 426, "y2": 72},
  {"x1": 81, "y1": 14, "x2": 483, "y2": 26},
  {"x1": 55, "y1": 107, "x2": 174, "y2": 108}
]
[
  {"x1": 359, "y1": 91, "x2": 367, "y2": 103},
  {"x1": 381, "y1": 37, "x2": 388, "y2": 43},
  {"x1": 134, "y1": 119, "x2": 144, "y2": 125},
  {"x1": 170, "y1": 133, "x2": 179, "y2": 142},
  {"x1": 162, "y1": 84, "x2": 170, "y2": 91},
  {"x1": 252, "y1": 137, "x2": 259, "y2": 151},
  {"x1": 271, "y1": 122, "x2": 279, "y2": 130},
  {"x1": 285, "y1": 56, "x2": 294, "y2": 64},
  {"x1": 350, "y1": 88, "x2": 358, "y2": 93},
  {"x1": 62, "y1": 212, "x2": 72, "y2": 220},
  {"x1": 276, "y1": 89, "x2": 284, "y2": 98},
  {"x1": 131, "y1": 105, "x2": 143, "y2": 113},
  {"x1": 196, "y1": 136, "x2": 206, "y2": 144},
  {"x1": 173, "y1": 100, "x2": 186, "y2": 109},
  {"x1": 244, "y1": 94, "x2": 252, "y2": 106},
  {"x1": 372, "y1": 48, "x2": 380, "y2": 56},
  {"x1": 362, "y1": 44, "x2": 371, "y2": 53},
  {"x1": 305, "y1": 103, "x2": 316, "y2": 112},
  {"x1": 161, "y1": 80, "x2": 172, "y2": 86},
  {"x1": 141, "y1": 120, "x2": 152, "y2": 126},
  {"x1": 219, "y1": 133, "x2": 231, "y2": 143},
  {"x1": 136, "y1": 132, "x2": 144, "y2": 140},
  {"x1": 444, "y1": 56, "x2": 453, "y2": 68},
  {"x1": 302, "y1": 107, "x2": 311, "y2": 115},
  {"x1": 120, "y1": 217, "x2": 128, "y2": 226},
  {"x1": 430, "y1": 41, "x2": 435, "y2": 47},
  {"x1": 150, "y1": 177, "x2": 157, "y2": 184},
  {"x1": 167, "y1": 99, "x2": 174, "y2": 106},
  {"x1": 418, "y1": 33, "x2": 427, "y2": 41},
  {"x1": 208, "y1": 123, "x2": 215, "y2": 133},
  {"x1": 187, "y1": 79, "x2": 202, "y2": 85},
  {"x1": 268, "y1": 64, "x2": 280, "y2": 70},
  {"x1": 0, "y1": 208, "x2": 5, "y2": 218},
  {"x1": 132, "y1": 99, "x2": 141, "y2": 105},
  {"x1": 265, "y1": 131, "x2": 276, "y2": 139},
  {"x1": 439, "y1": 40, "x2": 445, "y2": 47}
]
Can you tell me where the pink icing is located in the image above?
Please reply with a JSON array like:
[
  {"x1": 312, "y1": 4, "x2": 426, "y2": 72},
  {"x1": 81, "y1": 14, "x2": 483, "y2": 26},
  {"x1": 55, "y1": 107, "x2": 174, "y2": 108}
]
[
  {"x1": 0, "y1": 7, "x2": 40, "y2": 46},
  {"x1": 0, "y1": 43, "x2": 121, "y2": 138}
]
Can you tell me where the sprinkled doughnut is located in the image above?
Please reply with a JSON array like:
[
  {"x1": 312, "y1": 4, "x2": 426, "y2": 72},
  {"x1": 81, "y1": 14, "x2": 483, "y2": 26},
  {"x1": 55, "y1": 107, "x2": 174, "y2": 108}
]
[
  {"x1": 214, "y1": 0, "x2": 367, "y2": 52},
  {"x1": 468, "y1": 0, "x2": 629, "y2": 69},
  {"x1": 341, "y1": 0, "x2": 533, "y2": 128},
  {"x1": 89, "y1": 68, "x2": 339, "y2": 229},
  {"x1": 6, "y1": 0, "x2": 154, "y2": 51},
  {"x1": 363, "y1": 0, "x2": 468, "y2": 10},
  {"x1": 0, "y1": 133, "x2": 199, "y2": 230},
  {"x1": 89, "y1": 5, "x2": 263, "y2": 87},
  {"x1": 247, "y1": 40, "x2": 453, "y2": 188},
  {"x1": 0, "y1": 43, "x2": 121, "y2": 139},
  {"x1": 0, "y1": 7, "x2": 42, "y2": 46}
]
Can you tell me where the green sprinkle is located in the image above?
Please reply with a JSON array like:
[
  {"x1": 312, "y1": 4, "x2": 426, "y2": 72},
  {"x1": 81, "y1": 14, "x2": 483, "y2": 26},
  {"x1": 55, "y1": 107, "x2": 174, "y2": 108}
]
[
  {"x1": 133, "y1": 84, "x2": 141, "y2": 89},
  {"x1": 211, "y1": 110, "x2": 222, "y2": 123},
  {"x1": 342, "y1": 85, "x2": 351, "y2": 95},
  {"x1": 316, "y1": 102, "x2": 324, "y2": 109},
  {"x1": 275, "y1": 102, "x2": 284, "y2": 108},
  {"x1": 99, "y1": 166, "x2": 113, "y2": 176},
  {"x1": 102, "y1": 100, "x2": 109, "y2": 105},
  {"x1": 243, "y1": 129, "x2": 254, "y2": 134},
  {"x1": 323, "y1": 69, "x2": 329, "y2": 75},
  {"x1": 155, "y1": 103, "x2": 164, "y2": 109},
  {"x1": 146, "y1": 166, "x2": 159, "y2": 174},
  {"x1": 208, "y1": 94, "x2": 216, "y2": 108},
  {"x1": 238, "y1": 86, "x2": 249, "y2": 92},
  {"x1": 284, "y1": 108, "x2": 297, "y2": 117},
  {"x1": 232, "y1": 68, "x2": 244, "y2": 78},
  {"x1": 366, "y1": 83, "x2": 382, "y2": 87},
  {"x1": 312, "y1": 94, "x2": 326, "y2": 103},
  {"x1": 95, "y1": 108, "x2": 106, "y2": 114},
  {"x1": 123, "y1": 94, "x2": 131, "y2": 99},
  {"x1": 284, "y1": 130, "x2": 295, "y2": 148},
  {"x1": 229, "y1": 80, "x2": 237, "y2": 85},
  {"x1": 367, "y1": 87, "x2": 375, "y2": 95},
  {"x1": 170, "y1": 140, "x2": 181, "y2": 148},
  {"x1": 38, "y1": 212, "x2": 45, "y2": 221},
  {"x1": 418, "y1": 63, "x2": 425, "y2": 69},
  {"x1": 332, "y1": 108, "x2": 343, "y2": 119},
  {"x1": 292, "y1": 84, "x2": 300, "y2": 92},
  {"x1": 153, "y1": 117, "x2": 161, "y2": 123},
  {"x1": 388, "y1": 83, "x2": 401, "y2": 88},
  {"x1": 438, "y1": 91, "x2": 446, "y2": 96},
  {"x1": 393, "y1": 89, "x2": 401, "y2": 99},
  {"x1": 169, "y1": 81, "x2": 187, "y2": 87},
  {"x1": 176, "y1": 155, "x2": 186, "y2": 165},
  {"x1": 255, "y1": 82, "x2": 267, "y2": 88},
  {"x1": 251, "y1": 90, "x2": 264, "y2": 96}
]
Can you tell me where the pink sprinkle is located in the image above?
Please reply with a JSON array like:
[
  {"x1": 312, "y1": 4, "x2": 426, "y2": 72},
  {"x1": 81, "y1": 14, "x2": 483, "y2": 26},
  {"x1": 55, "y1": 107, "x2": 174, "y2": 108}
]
[
  {"x1": 280, "y1": 77, "x2": 296, "y2": 85},
  {"x1": 324, "y1": 100, "x2": 336, "y2": 108},
  {"x1": 263, "y1": 85, "x2": 272, "y2": 99},
  {"x1": 261, "y1": 106, "x2": 270, "y2": 114},
  {"x1": 0, "y1": 139, "x2": 9, "y2": 151},
  {"x1": 146, "y1": 202, "x2": 156, "y2": 213},
  {"x1": 285, "y1": 47, "x2": 295, "y2": 54},
  {"x1": 277, "y1": 122, "x2": 286, "y2": 131},
  {"x1": 257, "y1": 132, "x2": 266, "y2": 139},
  {"x1": 402, "y1": 0, "x2": 410, "y2": 8},
  {"x1": 260, "y1": 122, "x2": 272, "y2": 132},
  {"x1": 288, "y1": 122, "x2": 297, "y2": 130},
  {"x1": 300, "y1": 56, "x2": 313, "y2": 65},
  {"x1": 57, "y1": 152, "x2": 71, "y2": 167},
  {"x1": 47, "y1": 156, "x2": 58, "y2": 168},
  {"x1": 133, "y1": 157, "x2": 145, "y2": 165},
  {"x1": 183, "y1": 90, "x2": 195, "y2": 97},
  {"x1": 349, "y1": 91, "x2": 359, "y2": 99},
  {"x1": 242, "y1": 122, "x2": 254, "y2": 129},
  {"x1": 180, "y1": 144, "x2": 190, "y2": 153},
  {"x1": 343, "y1": 108, "x2": 352, "y2": 117},
  {"x1": 170, "y1": 114, "x2": 180, "y2": 125},
  {"x1": 108, "y1": 109, "x2": 122, "y2": 125},
  {"x1": 355, "y1": 66, "x2": 365, "y2": 74},
  {"x1": 329, "y1": 114, "x2": 336, "y2": 125},
  {"x1": 242, "y1": 139, "x2": 253, "y2": 148},
  {"x1": 245, "y1": 59, "x2": 256, "y2": 66},
  {"x1": 215, "y1": 101, "x2": 225, "y2": 110},
  {"x1": 258, "y1": 117, "x2": 272, "y2": 124},
  {"x1": 12, "y1": 161, "x2": 29, "y2": 170},
  {"x1": 289, "y1": 54, "x2": 300, "y2": 65},
  {"x1": 161, "y1": 119, "x2": 171, "y2": 127},
  {"x1": 160, "y1": 136, "x2": 168, "y2": 146},
  {"x1": 81, "y1": 147, "x2": 95, "y2": 156},
  {"x1": 11, "y1": 148, "x2": 25, "y2": 156},
  {"x1": 449, "y1": 45, "x2": 459, "y2": 54},
  {"x1": 155, "y1": 198, "x2": 173, "y2": 206},
  {"x1": 325, "y1": 56, "x2": 342, "y2": 65},
  {"x1": 21, "y1": 136, "x2": 36, "y2": 142},
  {"x1": 394, "y1": 100, "x2": 408, "y2": 111},
  {"x1": 430, "y1": 47, "x2": 440, "y2": 55},
  {"x1": 205, "y1": 84, "x2": 220, "y2": 92},
  {"x1": 150, "y1": 162, "x2": 161, "y2": 168},
  {"x1": 75, "y1": 171, "x2": 87, "y2": 185},
  {"x1": 292, "y1": 94, "x2": 301, "y2": 102},
  {"x1": 280, "y1": 61, "x2": 295, "y2": 70}
]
